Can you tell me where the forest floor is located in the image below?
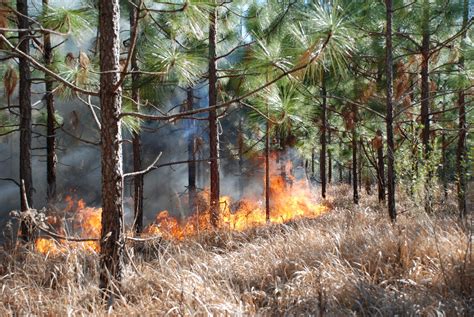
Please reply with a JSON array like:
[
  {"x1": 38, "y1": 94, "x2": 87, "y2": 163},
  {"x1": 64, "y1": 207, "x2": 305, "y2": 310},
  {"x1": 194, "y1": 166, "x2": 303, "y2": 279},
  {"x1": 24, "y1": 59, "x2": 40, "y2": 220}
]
[{"x1": 0, "y1": 185, "x2": 472, "y2": 316}]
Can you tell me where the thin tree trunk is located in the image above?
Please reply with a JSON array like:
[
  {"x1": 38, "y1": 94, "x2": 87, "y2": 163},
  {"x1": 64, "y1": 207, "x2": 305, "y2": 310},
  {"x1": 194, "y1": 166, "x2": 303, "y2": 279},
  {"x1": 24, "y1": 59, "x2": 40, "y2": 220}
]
[
  {"x1": 457, "y1": 0, "x2": 468, "y2": 218},
  {"x1": 265, "y1": 106, "x2": 270, "y2": 222},
  {"x1": 421, "y1": 0, "x2": 433, "y2": 214},
  {"x1": 17, "y1": 0, "x2": 33, "y2": 241},
  {"x1": 311, "y1": 149, "x2": 315, "y2": 177},
  {"x1": 238, "y1": 116, "x2": 244, "y2": 198},
  {"x1": 386, "y1": 0, "x2": 396, "y2": 222},
  {"x1": 187, "y1": 87, "x2": 196, "y2": 213},
  {"x1": 351, "y1": 103, "x2": 359, "y2": 204},
  {"x1": 130, "y1": 0, "x2": 143, "y2": 234},
  {"x1": 358, "y1": 136, "x2": 363, "y2": 193},
  {"x1": 328, "y1": 122, "x2": 332, "y2": 183},
  {"x1": 320, "y1": 74, "x2": 327, "y2": 199},
  {"x1": 98, "y1": 0, "x2": 124, "y2": 299},
  {"x1": 208, "y1": 6, "x2": 220, "y2": 227},
  {"x1": 43, "y1": 0, "x2": 56, "y2": 206},
  {"x1": 376, "y1": 130, "x2": 385, "y2": 203}
]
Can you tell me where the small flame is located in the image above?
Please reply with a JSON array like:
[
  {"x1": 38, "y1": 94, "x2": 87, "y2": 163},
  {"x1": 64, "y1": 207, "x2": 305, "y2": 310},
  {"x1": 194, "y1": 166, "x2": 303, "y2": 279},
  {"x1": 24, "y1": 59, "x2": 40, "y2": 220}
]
[{"x1": 35, "y1": 196, "x2": 102, "y2": 254}]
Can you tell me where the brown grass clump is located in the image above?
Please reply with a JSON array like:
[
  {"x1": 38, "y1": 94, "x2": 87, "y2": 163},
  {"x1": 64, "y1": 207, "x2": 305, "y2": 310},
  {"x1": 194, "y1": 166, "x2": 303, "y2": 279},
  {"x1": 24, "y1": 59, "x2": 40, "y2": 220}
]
[{"x1": 0, "y1": 186, "x2": 472, "y2": 316}]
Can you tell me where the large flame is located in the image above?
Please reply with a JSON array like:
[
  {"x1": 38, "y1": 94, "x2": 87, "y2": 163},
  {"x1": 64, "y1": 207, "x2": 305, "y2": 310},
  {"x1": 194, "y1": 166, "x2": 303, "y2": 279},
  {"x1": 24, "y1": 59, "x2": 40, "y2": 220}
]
[
  {"x1": 144, "y1": 154, "x2": 329, "y2": 240},
  {"x1": 35, "y1": 154, "x2": 330, "y2": 254}
]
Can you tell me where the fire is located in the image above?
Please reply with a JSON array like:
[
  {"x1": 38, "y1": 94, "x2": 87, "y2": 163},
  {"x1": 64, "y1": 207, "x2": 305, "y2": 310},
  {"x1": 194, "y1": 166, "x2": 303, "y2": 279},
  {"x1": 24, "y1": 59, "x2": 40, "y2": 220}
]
[
  {"x1": 35, "y1": 155, "x2": 330, "y2": 254},
  {"x1": 144, "y1": 155, "x2": 329, "y2": 240},
  {"x1": 35, "y1": 197, "x2": 102, "y2": 254}
]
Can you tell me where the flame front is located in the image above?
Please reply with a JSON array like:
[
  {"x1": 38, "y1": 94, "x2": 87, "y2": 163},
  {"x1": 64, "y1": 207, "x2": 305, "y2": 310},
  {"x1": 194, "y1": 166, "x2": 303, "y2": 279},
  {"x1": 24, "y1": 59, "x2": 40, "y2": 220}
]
[
  {"x1": 35, "y1": 155, "x2": 330, "y2": 253},
  {"x1": 144, "y1": 155, "x2": 329, "y2": 240},
  {"x1": 35, "y1": 198, "x2": 102, "y2": 254}
]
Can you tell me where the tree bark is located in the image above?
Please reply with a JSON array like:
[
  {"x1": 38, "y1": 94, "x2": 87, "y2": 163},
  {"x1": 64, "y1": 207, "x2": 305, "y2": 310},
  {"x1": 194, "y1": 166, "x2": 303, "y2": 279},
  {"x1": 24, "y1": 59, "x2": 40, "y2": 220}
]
[
  {"x1": 265, "y1": 106, "x2": 270, "y2": 222},
  {"x1": 376, "y1": 130, "x2": 385, "y2": 203},
  {"x1": 386, "y1": 0, "x2": 396, "y2": 222},
  {"x1": 43, "y1": 0, "x2": 57, "y2": 206},
  {"x1": 130, "y1": 0, "x2": 143, "y2": 234},
  {"x1": 208, "y1": 6, "x2": 220, "y2": 227},
  {"x1": 456, "y1": 0, "x2": 468, "y2": 218},
  {"x1": 238, "y1": 117, "x2": 244, "y2": 198},
  {"x1": 320, "y1": 74, "x2": 327, "y2": 199},
  {"x1": 351, "y1": 103, "x2": 359, "y2": 204},
  {"x1": 328, "y1": 120, "x2": 332, "y2": 183},
  {"x1": 17, "y1": 0, "x2": 33, "y2": 241},
  {"x1": 187, "y1": 87, "x2": 197, "y2": 213},
  {"x1": 421, "y1": 0, "x2": 432, "y2": 213},
  {"x1": 98, "y1": 0, "x2": 125, "y2": 299}
]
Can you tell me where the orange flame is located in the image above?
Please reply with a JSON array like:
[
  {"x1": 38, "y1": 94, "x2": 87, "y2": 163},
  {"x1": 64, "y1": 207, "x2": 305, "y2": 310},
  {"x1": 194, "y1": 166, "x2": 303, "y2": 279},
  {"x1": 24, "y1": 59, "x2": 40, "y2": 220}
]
[
  {"x1": 144, "y1": 154, "x2": 329, "y2": 240},
  {"x1": 35, "y1": 155, "x2": 330, "y2": 253},
  {"x1": 35, "y1": 196, "x2": 101, "y2": 254}
]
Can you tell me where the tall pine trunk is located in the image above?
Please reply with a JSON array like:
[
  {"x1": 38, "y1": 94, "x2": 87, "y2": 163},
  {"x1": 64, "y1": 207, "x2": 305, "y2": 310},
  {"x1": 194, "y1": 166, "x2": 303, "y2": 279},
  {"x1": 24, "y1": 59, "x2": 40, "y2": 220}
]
[
  {"x1": 376, "y1": 130, "x2": 385, "y2": 203},
  {"x1": 98, "y1": 0, "x2": 125, "y2": 298},
  {"x1": 130, "y1": 0, "x2": 143, "y2": 234},
  {"x1": 328, "y1": 118, "x2": 332, "y2": 184},
  {"x1": 320, "y1": 74, "x2": 327, "y2": 199},
  {"x1": 456, "y1": 0, "x2": 468, "y2": 218},
  {"x1": 386, "y1": 0, "x2": 396, "y2": 221},
  {"x1": 17, "y1": 0, "x2": 33, "y2": 240},
  {"x1": 187, "y1": 87, "x2": 196, "y2": 213},
  {"x1": 351, "y1": 103, "x2": 359, "y2": 204},
  {"x1": 265, "y1": 107, "x2": 270, "y2": 222},
  {"x1": 43, "y1": 0, "x2": 56, "y2": 206},
  {"x1": 238, "y1": 117, "x2": 244, "y2": 198},
  {"x1": 421, "y1": 0, "x2": 433, "y2": 214},
  {"x1": 208, "y1": 6, "x2": 220, "y2": 227}
]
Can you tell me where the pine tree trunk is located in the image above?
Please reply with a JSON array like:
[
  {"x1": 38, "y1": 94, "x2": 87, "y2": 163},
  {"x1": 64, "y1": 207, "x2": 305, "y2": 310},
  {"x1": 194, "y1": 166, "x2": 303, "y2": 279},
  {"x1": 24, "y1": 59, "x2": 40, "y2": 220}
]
[
  {"x1": 376, "y1": 130, "x2": 385, "y2": 203},
  {"x1": 421, "y1": 0, "x2": 432, "y2": 213},
  {"x1": 208, "y1": 7, "x2": 220, "y2": 227},
  {"x1": 238, "y1": 117, "x2": 244, "y2": 198},
  {"x1": 98, "y1": 0, "x2": 124, "y2": 299},
  {"x1": 351, "y1": 104, "x2": 359, "y2": 204},
  {"x1": 320, "y1": 74, "x2": 327, "y2": 199},
  {"x1": 130, "y1": 0, "x2": 143, "y2": 234},
  {"x1": 17, "y1": 0, "x2": 33, "y2": 241},
  {"x1": 265, "y1": 108, "x2": 270, "y2": 222},
  {"x1": 456, "y1": 0, "x2": 468, "y2": 218},
  {"x1": 386, "y1": 0, "x2": 396, "y2": 221},
  {"x1": 187, "y1": 87, "x2": 196, "y2": 213},
  {"x1": 43, "y1": 0, "x2": 57, "y2": 206},
  {"x1": 328, "y1": 121, "x2": 332, "y2": 183}
]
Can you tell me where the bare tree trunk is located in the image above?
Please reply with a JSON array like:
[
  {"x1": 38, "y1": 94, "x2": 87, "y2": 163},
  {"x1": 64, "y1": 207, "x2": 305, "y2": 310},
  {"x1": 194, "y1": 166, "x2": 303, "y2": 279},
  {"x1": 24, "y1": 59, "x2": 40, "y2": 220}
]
[
  {"x1": 43, "y1": 0, "x2": 57, "y2": 206},
  {"x1": 17, "y1": 0, "x2": 33, "y2": 241},
  {"x1": 351, "y1": 104, "x2": 359, "y2": 204},
  {"x1": 130, "y1": 0, "x2": 143, "y2": 234},
  {"x1": 208, "y1": 6, "x2": 220, "y2": 227},
  {"x1": 187, "y1": 87, "x2": 196, "y2": 213},
  {"x1": 265, "y1": 107, "x2": 270, "y2": 222},
  {"x1": 376, "y1": 130, "x2": 385, "y2": 203},
  {"x1": 311, "y1": 149, "x2": 315, "y2": 177},
  {"x1": 420, "y1": 0, "x2": 433, "y2": 214},
  {"x1": 238, "y1": 117, "x2": 244, "y2": 198},
  {"x1": 98, "y1": 0, "x2": 124, "y2": 299},
  {"x1": 328, "y1": 121, "x2": 332, "y2": 183},
  {"x1": 320, "y1": 74, "x2": 327, "y2": 199},
  {"x1": 386, "y1": 0, "x2": 396, "y2": 222},
  {"x1": 456, "y1": 0, "x2": 468, "y2": 218}
]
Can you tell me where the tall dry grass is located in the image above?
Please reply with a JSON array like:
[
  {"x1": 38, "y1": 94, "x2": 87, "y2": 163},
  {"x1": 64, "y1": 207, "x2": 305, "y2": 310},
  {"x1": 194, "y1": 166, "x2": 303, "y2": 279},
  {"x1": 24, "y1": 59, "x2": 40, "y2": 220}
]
[{"x1": 0, "y1": 185, "x2": 472, "y2": 316}]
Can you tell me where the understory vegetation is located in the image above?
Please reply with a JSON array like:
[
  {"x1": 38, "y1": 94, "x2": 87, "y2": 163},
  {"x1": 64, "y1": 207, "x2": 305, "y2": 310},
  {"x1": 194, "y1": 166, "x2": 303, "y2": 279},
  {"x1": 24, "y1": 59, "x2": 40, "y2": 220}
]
[{"x1": 1, "y1": 185, "x2": 471, "y2": 316}]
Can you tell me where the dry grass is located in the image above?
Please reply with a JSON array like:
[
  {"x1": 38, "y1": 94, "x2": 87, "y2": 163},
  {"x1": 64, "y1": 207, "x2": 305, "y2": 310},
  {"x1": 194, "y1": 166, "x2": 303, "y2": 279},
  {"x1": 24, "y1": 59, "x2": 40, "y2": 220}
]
[{"x1": 0, "y1": 185, "x2": 472, "y2": 316}]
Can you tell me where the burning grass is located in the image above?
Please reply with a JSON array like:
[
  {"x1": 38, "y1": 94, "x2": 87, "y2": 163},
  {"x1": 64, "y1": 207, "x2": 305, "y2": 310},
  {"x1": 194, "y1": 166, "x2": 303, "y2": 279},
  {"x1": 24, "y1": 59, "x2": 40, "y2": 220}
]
[{"x1": 0, "y1": 185, "x2": 472, "y2": 316}]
